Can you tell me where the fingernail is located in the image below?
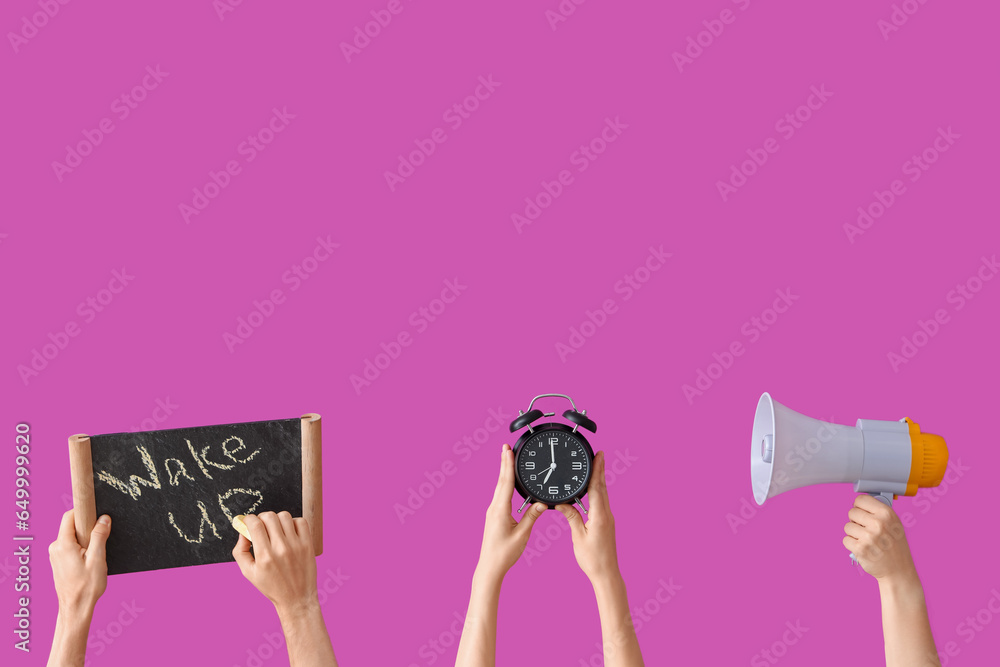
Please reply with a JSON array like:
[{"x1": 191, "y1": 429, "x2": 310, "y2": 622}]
[{"x1": 99, "y1": 515, "x2": 111, "y2": 525}]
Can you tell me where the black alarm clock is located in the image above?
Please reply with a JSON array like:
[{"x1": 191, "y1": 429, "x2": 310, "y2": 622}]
[{"x1": 509, "y1": 393, "x2": 596, "y2": 513}]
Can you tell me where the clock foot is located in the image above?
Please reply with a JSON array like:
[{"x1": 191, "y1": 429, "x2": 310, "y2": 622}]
[
  {"x1": 575, "y1": 498, "x2": 588, "y2": 514},
  {"x1": 516, "y1": 498, "x2": 530, "y2": 514}
]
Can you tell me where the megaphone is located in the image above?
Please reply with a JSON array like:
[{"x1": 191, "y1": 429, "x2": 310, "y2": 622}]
[{"x1": 750, "y1": 392, "x2": 948, "y2": 508}]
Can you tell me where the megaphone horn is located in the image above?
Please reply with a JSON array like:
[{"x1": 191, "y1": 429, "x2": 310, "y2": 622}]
[{"x1": 750, "y1": 392, "x2": 948, "y2": 507}]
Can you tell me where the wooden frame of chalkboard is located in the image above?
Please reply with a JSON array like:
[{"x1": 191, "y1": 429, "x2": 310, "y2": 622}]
[{"x1": 67, "y1": 413, "x2": 323, "y2": 574}]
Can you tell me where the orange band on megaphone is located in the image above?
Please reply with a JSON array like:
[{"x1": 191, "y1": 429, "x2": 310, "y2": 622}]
[{"x1": 904, "y1": 418, "x2": 949, "y2": 495}]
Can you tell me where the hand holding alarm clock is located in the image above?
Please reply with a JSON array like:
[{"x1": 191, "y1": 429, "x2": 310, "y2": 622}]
[{"x1": 457, "y1": 394, "x2": 642, "y2": 666}]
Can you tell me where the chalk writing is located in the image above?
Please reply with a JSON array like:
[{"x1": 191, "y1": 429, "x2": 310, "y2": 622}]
[
  {"x1": 218, "y1": 487, "x2": 263, "y2": 523},
  {"x1": 222, "y1": 436, "x2": 260, "y2": 463},
  {"x1": 186, "y1": 439, "x2": 214, "y2": 480},
  {"x1": 168, "y1": 501, "x2": 222, "y2": 544},
  {"x1": 96, "y1": 433, "x2": 267, "y2": 545},
  {"x1": 165, "y1": 459, "x2": 195, "y2": 486},
  {"x1": 96, "y1": 446, "x2": 161, "y2": 500}
]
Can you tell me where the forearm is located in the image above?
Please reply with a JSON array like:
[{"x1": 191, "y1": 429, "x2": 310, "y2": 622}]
[
  {"x1": 455, "y1": 568, "x2": 503, "y2": 667},
  {"x1": 878, "y1": 573, "x2": 939, "y2": 667},
  {"x1": 47, "y1": 609, "x2": 93, "y2": 667},
  {"x1": 593, "y1": 573, "x2": 644, "y2": 667},
  {"x1": 277, "y1": 601, "x2": 338, "y2": 667}
]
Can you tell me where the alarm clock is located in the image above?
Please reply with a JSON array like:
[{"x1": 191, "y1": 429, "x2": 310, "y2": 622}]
[{"x1": 509, "y1": 393, "x2": 596, "y2": 514}]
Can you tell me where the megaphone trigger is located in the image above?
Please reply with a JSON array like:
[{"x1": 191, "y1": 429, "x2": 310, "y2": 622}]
[{"x1": 869, "y1": 491, "x2": 895, "y2": 507}]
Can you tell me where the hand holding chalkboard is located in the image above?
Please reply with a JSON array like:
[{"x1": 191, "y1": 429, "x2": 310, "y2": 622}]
[
  {"x1": 68, "y1": 414, "x2": 322, "y2": 575},
  {"x1": 49, "y1": 509, "x2": 111, "y2": 612},
  {"x1": 45, "y1": 509, "x2": 112, "y2": 664}
]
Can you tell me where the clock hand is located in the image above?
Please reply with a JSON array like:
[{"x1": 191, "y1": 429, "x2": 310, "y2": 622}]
[
  {"x1": 542, "y1": 459, "x2": 557, "y2": 483},
  {"x1": 550, "y1": 442, "x2": 556, "y2": 466}
]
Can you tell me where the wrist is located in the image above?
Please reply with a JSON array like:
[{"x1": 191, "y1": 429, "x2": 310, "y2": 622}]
[
  {"x1": 57, "y1": 601, "x2": 96, "y2": 626},
  {"x1": 472, "y1": 564, "x2": 505, "y2": 591},
  {"x1": 877, "y1": 567, "x2": 923, "y2": 601},
  {"x1": 274, "y1": 594, "x2": 321, "y2": 623},
  {"x1": 591, "y1": 570, "x2": 626, "y2": 599}
]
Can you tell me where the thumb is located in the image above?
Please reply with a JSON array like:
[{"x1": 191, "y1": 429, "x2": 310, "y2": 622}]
[
  {"x1": 86, "y1": 515, "x2": 111, "y2": 566},
  {"x1": 556, "y1": 503, "x2": 586, "y2": 542},
  {"x1": 517, "y1": 502, "x2": 547, "y2": 536}
]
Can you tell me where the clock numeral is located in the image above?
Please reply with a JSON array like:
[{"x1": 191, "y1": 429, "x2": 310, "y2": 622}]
[
  {"x1": 572, "y1": 461, "x2": 583, "y2": 470},
  {"x1": 528, "y1": 450, "x2": 536, "y2": 456},
  {"x1": 571, "y1": 451, "x2": 578, "y2": 456},
  {"x1": 530, "y1": 474, "x2": 537, "y2": 481},
  {"x1": 548, "y1": 438, "x2": 558, "y2": 445},
  {"x1": 525, "y1": 461, "x2": 535, "y2": 470},
  {"x1": 548, "y1": 486, "x2": 559, "y2": 495},
  {"x1": 564, "y1": 484, "x2": 571, "y2": 491}
]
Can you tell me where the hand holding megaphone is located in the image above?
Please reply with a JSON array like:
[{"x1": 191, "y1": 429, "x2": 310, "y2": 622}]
[
  {"x1": 750, "y1": 392, "x2": 948, "y2": 563},
  {"x1": 843, "y1": 494, "x2": 919, "y2": 579}
]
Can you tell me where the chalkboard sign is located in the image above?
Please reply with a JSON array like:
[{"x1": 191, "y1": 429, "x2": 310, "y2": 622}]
[{"x1": 68, "y1": 414, "x2": 323, "y2": 575}]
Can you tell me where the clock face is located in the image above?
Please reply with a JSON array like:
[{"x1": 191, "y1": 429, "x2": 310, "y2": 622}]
[{"x1": 514, "y1": 424, "x2": 593, "y2": 505}]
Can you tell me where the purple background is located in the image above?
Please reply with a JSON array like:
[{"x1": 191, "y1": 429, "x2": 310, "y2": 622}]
[{"x1": 3, "y1": 0, "x2": 998, "y2": 665}]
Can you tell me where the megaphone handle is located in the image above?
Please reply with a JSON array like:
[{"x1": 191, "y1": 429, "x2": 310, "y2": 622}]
[{"x1": 850, "y1": 492, "x2": 894, "y2": 564}]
